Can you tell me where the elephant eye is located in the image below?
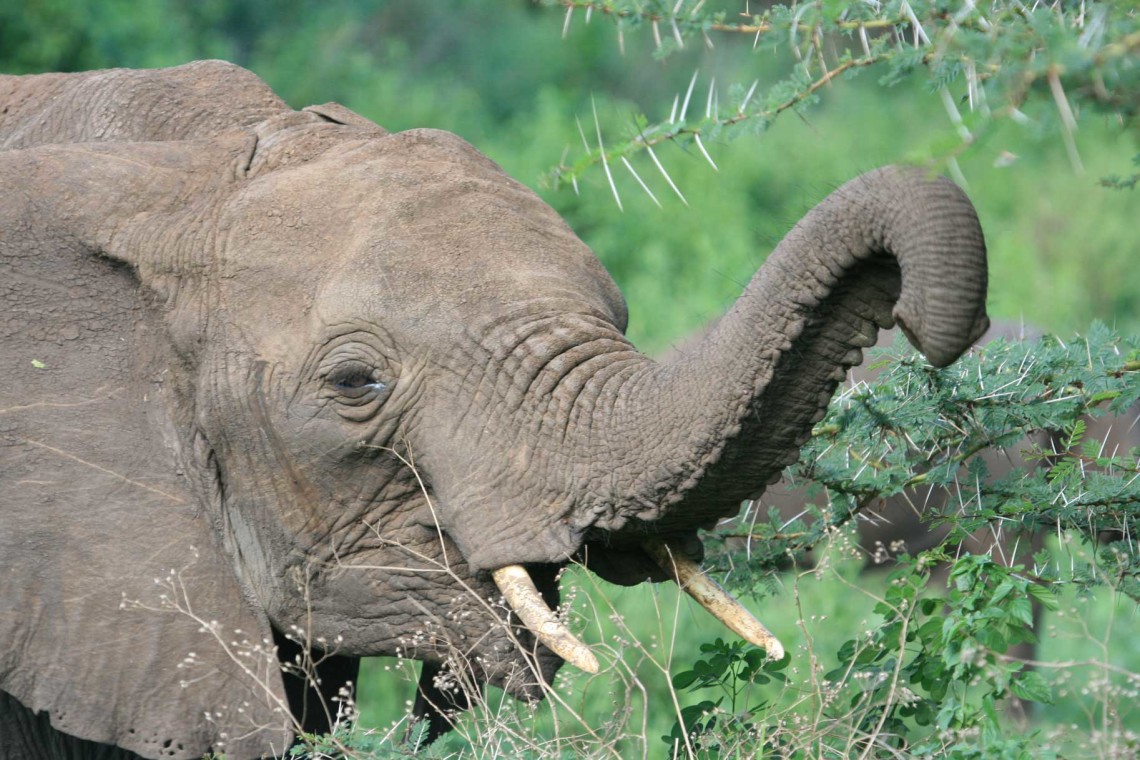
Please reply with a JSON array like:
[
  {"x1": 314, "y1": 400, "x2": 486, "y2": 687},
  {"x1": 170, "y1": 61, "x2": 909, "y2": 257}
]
[
  {"x1": 325, "y1": 363, "x2": 387, "y2": 401},
  {"x1": 333, "y1": 372, "x2": 372, "y2": 390}
]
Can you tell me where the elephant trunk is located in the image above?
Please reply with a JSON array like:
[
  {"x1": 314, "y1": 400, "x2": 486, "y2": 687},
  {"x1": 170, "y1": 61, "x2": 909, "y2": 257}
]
[
  {"x1": 590, "y1": 166, "x2": 989, "y2": 536},
  {"x1": 446, "y1": 168, "x2": 987, "y2": 672}
]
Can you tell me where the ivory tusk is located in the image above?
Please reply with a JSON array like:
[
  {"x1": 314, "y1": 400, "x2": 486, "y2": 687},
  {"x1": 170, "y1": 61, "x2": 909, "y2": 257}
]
[
  {"x1": 644, "y1": 538, "x2": 785, "y2": 661},
  {"x1": 491, "y1": 565, "x2": 599, "y2": 674}
]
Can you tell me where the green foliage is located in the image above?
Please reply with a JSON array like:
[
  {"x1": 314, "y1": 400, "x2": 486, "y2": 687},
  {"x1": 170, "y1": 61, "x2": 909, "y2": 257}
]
[
  {"x1": 708, "y1": 325, "x2": 1140, "y2": 578},
  {"x1": 675, "y1": 325, "x2": 1139, "y2": 756},
  {"x1": 664, "y1": 640, "x2": 787, "y2": 757},
  {"x1": 1101, "y1": 151, "x2": 1140, "y2": 190},
  {"x1": 545, "y1": 0, "x2": 1140, "y2": 188}
]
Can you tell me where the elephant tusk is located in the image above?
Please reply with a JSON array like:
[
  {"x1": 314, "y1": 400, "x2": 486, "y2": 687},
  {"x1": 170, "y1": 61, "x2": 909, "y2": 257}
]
[
  {"x1": 491, "y1": 565, "x2": 599, "y2": 674},
  {"x1": 643, "y1": 538, "x2": 785, "y2": 661}
]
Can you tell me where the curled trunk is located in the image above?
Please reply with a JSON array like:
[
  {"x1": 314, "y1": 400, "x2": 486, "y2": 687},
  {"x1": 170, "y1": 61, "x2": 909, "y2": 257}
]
[{"x1": 588, "y1": 166, "x2": 989, "y2": 536}]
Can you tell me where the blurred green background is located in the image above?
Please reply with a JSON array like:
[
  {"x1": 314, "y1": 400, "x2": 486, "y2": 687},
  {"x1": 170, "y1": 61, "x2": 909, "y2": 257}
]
[{"x1": 5, "y1": 0, "x2": 1136, "y2": 753}]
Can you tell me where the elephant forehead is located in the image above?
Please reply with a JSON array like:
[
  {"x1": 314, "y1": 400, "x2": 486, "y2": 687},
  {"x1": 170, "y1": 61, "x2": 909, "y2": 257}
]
[
  {"x1": 311, "y1": 228, "x2": 626, "y2": 349},
  {"x1": 221, "y1": 130, "x2": 627, "y2": 331},
  {"x1": 343, "y1": 197, "x2": 615, "y2": 306},
  {"x1": 339, "y1": 130, "x2": 598, "y2": 275},
  {"x1": 230, "y1": 126, "x2": 566, "y2": 238}
]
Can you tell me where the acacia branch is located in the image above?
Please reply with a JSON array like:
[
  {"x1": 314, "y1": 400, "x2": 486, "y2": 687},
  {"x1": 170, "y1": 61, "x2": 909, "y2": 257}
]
[{"x1": 547, "y1": 54, "x2": 882, "y2": 188}]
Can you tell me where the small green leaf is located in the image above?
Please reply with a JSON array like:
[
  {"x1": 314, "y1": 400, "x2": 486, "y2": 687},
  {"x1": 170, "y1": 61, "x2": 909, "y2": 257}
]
[
  {"x1": 31, "y1": 359, "x2": 45, "y2": 369},
  {"x1": 1007, "y1": 597, "x2": 1035, "y2": 627},
  {"x1": 1010, "y1": 671, "x2": 1054, "y2": 704},
  {"x1": 672, "y1": 670, "x2": 698, "y2": 689},
  {"x1": 1027, "y1": 583, "x2": 1061, "y2": 611},
  {"x1": 1089, "y1": 389, "x2": 1121, "y2": 405}
]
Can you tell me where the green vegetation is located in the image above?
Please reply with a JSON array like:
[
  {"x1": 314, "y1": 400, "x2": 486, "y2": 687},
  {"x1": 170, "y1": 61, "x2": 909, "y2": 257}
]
[{"x1": 5, "y1": 1, "x2": 1138, "y2": 757}]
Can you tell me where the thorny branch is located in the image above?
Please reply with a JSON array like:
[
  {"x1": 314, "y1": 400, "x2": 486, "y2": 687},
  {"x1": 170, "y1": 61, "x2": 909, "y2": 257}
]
[
  {"x1": 706, "y1": 326, "x2": 1140, "y2": 597},
  {"x1": 545, "y1": 0, "x2": 1140, "y2": 194}
]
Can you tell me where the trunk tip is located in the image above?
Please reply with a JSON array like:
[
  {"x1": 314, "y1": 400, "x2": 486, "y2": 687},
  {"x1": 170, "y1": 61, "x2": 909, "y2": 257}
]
[{"x1": 896, "y1": 311, "x2": 990, "y2": 369}]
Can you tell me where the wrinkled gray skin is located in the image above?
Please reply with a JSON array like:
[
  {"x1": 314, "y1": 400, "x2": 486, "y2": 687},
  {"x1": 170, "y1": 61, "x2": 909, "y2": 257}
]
[{"x1": 0, "y1": 62, "x2": 988, "y2": 760}]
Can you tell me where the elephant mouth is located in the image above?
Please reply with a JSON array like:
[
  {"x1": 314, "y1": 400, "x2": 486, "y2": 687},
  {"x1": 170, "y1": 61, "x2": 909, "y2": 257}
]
[
  {"x1": 395, "y1": 506, "x2": 784, "y2": 701},
  {"x1": 431, "y1": 535, "x2": 783, "y2": 707},
  {"x1": 490, "y1": 536, "x2": 785, "y2": 680}
]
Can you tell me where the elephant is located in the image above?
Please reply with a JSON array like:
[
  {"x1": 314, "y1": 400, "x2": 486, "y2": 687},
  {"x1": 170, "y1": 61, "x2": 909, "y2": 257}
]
[{"x1": 0, "y1": 61, "x2": 989, "y2": 760}]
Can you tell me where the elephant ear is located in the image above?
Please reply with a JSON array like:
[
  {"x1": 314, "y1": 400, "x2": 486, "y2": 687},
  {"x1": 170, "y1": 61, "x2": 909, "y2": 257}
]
[
  {"x1": 0, "y1": 137, "x2": 293, "y2": 758},
  {"x1": 303, "y1": 101, "x2": 389, "y2": 133}
]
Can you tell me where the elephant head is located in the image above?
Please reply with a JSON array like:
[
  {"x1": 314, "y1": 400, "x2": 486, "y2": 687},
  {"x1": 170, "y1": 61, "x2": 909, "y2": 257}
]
[{"x1": 0, "y1": 61, "x2": 988, "y2": 759}]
